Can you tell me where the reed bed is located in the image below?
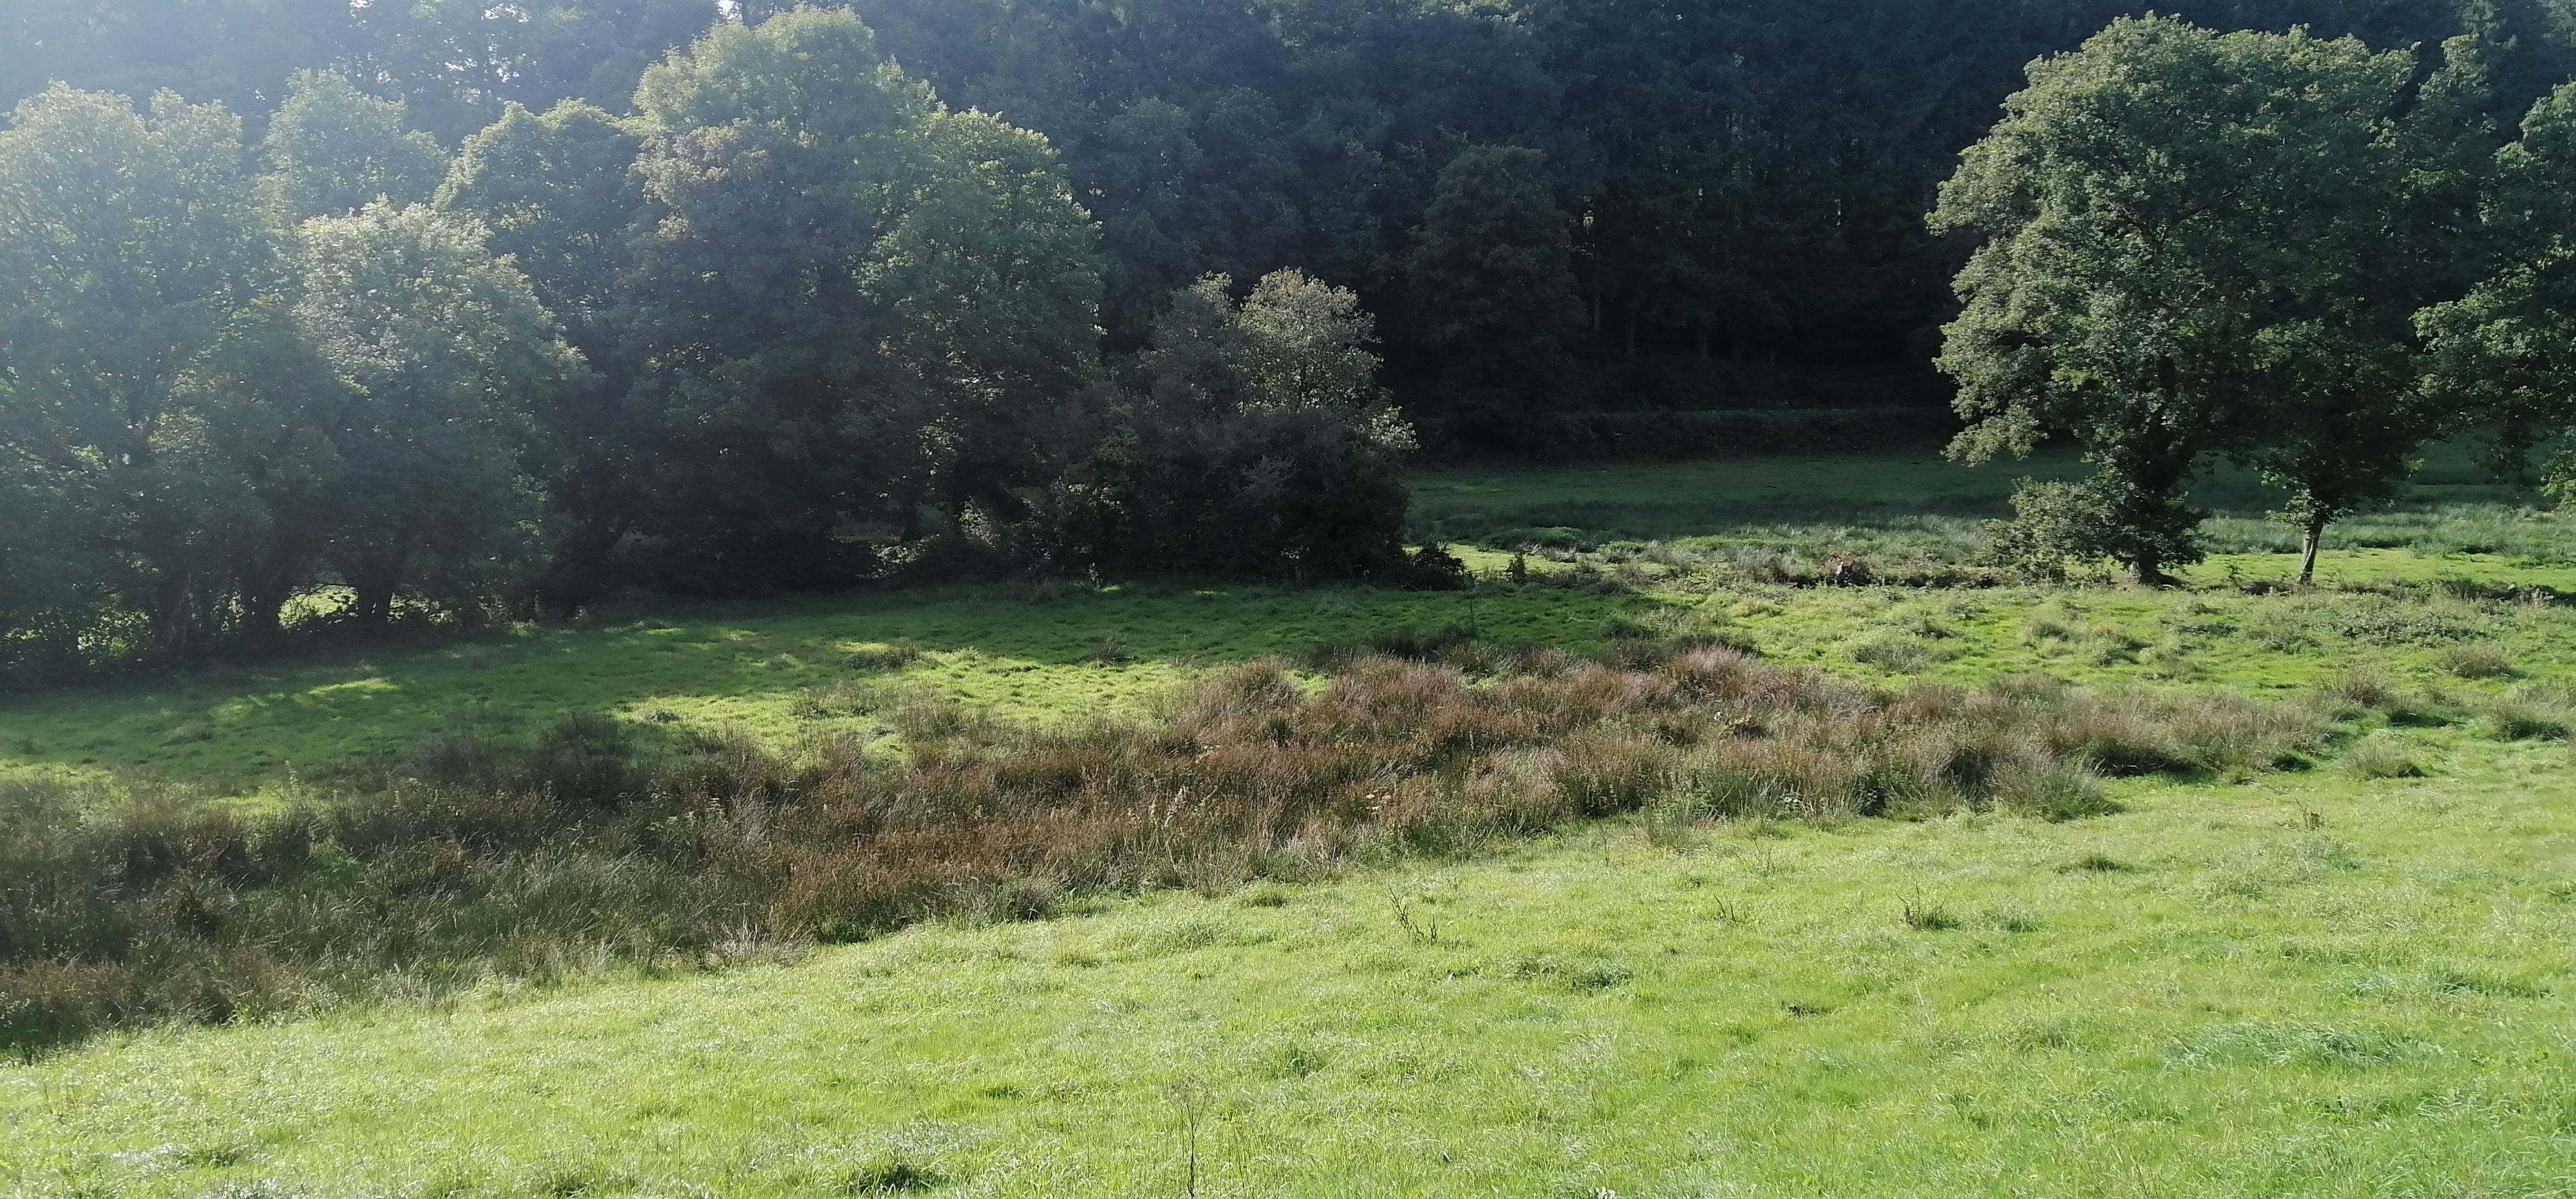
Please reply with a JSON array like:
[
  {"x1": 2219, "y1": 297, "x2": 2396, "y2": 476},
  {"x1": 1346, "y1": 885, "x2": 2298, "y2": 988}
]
[{"x1": 0, "y1": 644, "x2": 2324, "y2": 1055}]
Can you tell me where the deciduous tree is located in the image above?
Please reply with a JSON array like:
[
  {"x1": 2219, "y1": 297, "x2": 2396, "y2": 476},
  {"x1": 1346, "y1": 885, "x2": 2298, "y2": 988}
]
[
  {"x1": 2421, "y1": 79, "x2": 2576, "y2": 498},
  {"x1": 289, "y1": 203, "x2": 581, "y2": 626},
  {"x1": 438, "y1": 99, "x2": 647, "y2": 609},
  {"x1": 261, "y1": 69, "x2": 449, "y2": 220},
  {"x1": 0, "y1": 86, "x2": 275, "y2": 653},
  {"x1": 1934, "y1": 16, "x2": 2470, "y2": 583},
  {"x1": 1408, "y1": 144, "x2": 1580, "y2": 411}
]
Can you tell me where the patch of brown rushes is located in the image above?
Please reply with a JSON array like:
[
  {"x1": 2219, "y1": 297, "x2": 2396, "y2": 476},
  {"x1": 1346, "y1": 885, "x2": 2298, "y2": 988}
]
[{"x1": 0, "y1": 644, "x2": 2321, "y2": 1054}]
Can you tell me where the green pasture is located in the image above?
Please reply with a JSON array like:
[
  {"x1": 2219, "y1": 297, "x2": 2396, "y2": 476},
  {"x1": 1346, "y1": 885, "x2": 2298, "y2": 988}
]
[
  {"x1": 8, "y1": 737, "x2": 2573, "y2": 1197},
  {"x1": 7, "y1": 448, "x2": 2576, "y2": 1196},
  {"x1": 7, "y1": 570, "x2": 2575, "y2": 799},
  {"x1": 1415, "y1": 439, "x2": 2573, "y2": 561},
  {"x1": 7, "y1": 443, "x2": 2576, "y2": 799},
  {"x1": 0, "y1": 587, "x2": 1636, "y2": 797}
]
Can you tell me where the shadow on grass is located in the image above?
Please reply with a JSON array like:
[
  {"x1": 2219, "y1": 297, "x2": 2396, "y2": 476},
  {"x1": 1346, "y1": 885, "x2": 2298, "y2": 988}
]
[{"x1": 0, "y1": 580, "x2": 1659, "y2": 794}]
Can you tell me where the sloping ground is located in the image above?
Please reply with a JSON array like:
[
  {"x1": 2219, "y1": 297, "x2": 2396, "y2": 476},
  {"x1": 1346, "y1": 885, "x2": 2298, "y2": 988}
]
[
  {"x1": 6, "y1": 442, "x2": 2570, "y2": 801},
  {"x1": 8, "y1": 554, "x2": 2576, "y2": 804},
  {"x1": 6, "y1": 735, "x2": 2570, "y2": 1197}
]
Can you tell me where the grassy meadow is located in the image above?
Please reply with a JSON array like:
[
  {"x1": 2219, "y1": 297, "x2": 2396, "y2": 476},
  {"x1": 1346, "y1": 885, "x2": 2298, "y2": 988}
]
[
  {"x1": 6, "y1": 442, "x2": 2575, "y2": 800},
  {"x1": 6, "y1": 446, "x2": 2576, "y2": 1197},
  {"x1": 8, "y1": 748, "x2": 2575, "y2": 1197}
]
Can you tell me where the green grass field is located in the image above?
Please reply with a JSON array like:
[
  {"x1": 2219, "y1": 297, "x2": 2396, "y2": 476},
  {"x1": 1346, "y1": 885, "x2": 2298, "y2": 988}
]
[
  {"x1": 8, "y1": 742, "x2": 2573, "y2": 1197},
  {"x1": 10, "y1": 565, "x2": 2576, "y2": 800},
  {"x1": 1414, "y1": 440, "x2": 2574, "y2": 562},
  {"x1": 6, "y1": 449, "x2": 2576, "y2": 1197},
  {"x1": 7, "y1": 442, "x2": 2575, "y2": 799}
]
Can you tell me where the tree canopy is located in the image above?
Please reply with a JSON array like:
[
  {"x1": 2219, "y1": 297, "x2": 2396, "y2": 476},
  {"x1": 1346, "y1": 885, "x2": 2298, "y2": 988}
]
[
  {"x1": 1934, "y1": 17, "x2": 2498, "y2": 582},
  {"x1": 11, "y1": 1, "x2": 2576, "y2": 674}
]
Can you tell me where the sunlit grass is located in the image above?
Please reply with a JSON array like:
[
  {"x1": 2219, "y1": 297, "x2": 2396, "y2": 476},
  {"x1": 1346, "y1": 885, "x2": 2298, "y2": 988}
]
[
  {"x1": 7, "y1": 560, "x2": 2576, "y2": 803},
  {"x1": 5, "y1": 737, "x2": 2570, "y2": 1197},
  {"x1": 6, "y1": 449, "x2": 2576, "y2": 1195}
]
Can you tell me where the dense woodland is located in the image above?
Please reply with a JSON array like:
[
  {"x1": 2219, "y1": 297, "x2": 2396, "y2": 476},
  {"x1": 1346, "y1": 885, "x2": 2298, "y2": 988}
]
[{"x1": 9, "y1": 0, "x2": 2576, "y2": 678}]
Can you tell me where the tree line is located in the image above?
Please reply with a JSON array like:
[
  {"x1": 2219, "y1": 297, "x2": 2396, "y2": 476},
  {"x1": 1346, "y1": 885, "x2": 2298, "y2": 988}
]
[
  {"x1": 0, "y1": 9, "x2": 1428, "y2": 681},
  {"x1": 1942, "y1": 15, "x2": 2576, "y2": 584},
  {"x1": 14, "y1": 0, "x2": 2576, "y2": 423},
  {"x1": 10, "y1": 1, "x2": 2576, "y2": 679}
]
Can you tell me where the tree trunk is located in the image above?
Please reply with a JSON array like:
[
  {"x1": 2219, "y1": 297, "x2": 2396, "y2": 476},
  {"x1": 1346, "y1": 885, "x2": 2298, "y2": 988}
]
[
  {"x1": 2296, "y1": 514, "x2": 2327, "y2": 585},
  {"x1": 353, "y1": 579, "x2": 396, "y2": 629},
  {"x1": 2129, "y1": 552, "x2": 2172, "y2": 588},
  {"x1": 150, "y1": 569, "x2": 197, "y2": 655},
  {"x1": 241, "y1": 582, "x2": 290, "y2": 646},
  {"x1": 538, "y1": 514, "x2": 631, "y2": 617},
  {"x1": 241, "y1": 535, "x2": 318, "y2": 646},
  {"x1": 338, "y1": 540, "x2": 411, "y2": 632}
]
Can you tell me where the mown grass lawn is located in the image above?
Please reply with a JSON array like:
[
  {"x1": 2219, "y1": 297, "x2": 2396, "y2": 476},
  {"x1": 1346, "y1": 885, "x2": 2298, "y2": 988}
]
[{"x1": 6, "y1": 733, "x2": 2572, "y2": 1197}]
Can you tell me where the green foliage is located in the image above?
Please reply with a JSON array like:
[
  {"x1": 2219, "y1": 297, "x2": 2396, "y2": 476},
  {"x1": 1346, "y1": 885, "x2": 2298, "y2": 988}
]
[
  {"x1": 1982, "y1": 480, "x2": 2114, "y2": 582},
  {"x1": 1046, "y1": 271, "x2": 1416, "y2": 580},
  {"x1": 433, "y1": 98, "x2": 650, "y2": 609},
  {"x1": 259, "y1": 70, "x2": 448, "y2": 220},
  {"x1": 0, "y1": 82, "x2": 585, "y2": 672},
  {"x1": 287, "y1": 202, "x2": 581, "y2": 627},
  {"x1": 1934, "y1": 17, "x2": 2476, "y2": 583},
  {"x1": 0, "y1": 86, "x2": 276, "y2": 661},
  {"x1": 1408, "y1": 144, "x2": 1579, "y2": 412},
  {"x1": 614, "y1": 6, "x2": 1112, "y2": 591},
  {"x1": 15, "y1": 0, "x2": 2576, "y2": 399},
  {"x1": 878, "y1": 107, "x2": 1105, "y2": 513},
  {"x1": 2421, "y1": 79, "x2": 2576, "y2": 499},
  {"x1": 435, "y1": 100, "x2": 640, "y2": 333}
]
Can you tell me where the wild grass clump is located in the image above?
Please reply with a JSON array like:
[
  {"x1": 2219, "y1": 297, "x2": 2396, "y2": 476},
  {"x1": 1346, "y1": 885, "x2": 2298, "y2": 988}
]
[
  {"x1": 2474, "y1": 685, "x2": 2575, "y2": 741},
  {"x1": 2343, "y1": 734, "x2": 2429, "y2": 779},
  {"x1": 1850, "y1": 636, "x2": 1932, "y2": 673},
  {"x1": 2310, "y1": 670, "x2": 2454, "y2": 727},
  {"x1": 0, "y1": 645, "x2": 2326, "y2": 1055},
  {"x1": 2435, "y1": 643, "x2": 2516, "y2": 679},
  {"x1": 845, "y1": 640, "x2": 925, "y2": 671}
]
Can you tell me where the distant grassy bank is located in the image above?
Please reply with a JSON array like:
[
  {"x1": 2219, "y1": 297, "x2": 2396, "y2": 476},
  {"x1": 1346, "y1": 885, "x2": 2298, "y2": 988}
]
[
  {"x1": 1414, "y1": 440, "x2": 2574, "y2": 564},
  {"x1": 7, "y1": 559, "x2": 2576, "y2": 800}
]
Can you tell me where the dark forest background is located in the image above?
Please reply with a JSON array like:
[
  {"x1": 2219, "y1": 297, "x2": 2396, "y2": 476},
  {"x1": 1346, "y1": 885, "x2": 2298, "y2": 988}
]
[
  {"x1": 14, "y1": 0, "x2": 2571, "y2": 424},
  {"x1": 8, "y1": 0, "x2": 2576, "y2": 679}
]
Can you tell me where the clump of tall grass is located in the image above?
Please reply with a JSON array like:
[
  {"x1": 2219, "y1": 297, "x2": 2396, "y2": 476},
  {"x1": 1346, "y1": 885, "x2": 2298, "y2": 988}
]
[
  {"x1": 0, "y1": 644, "x2": 2326, "y2": 1055},
  {"x1": 2310, "y1": 669, "x2": 2457, "y2": 728},
  {"x1": 2343, "y1": 733, "x2": 2428, "y2": 779},
  {"x1": 2474, "y1": 685, "x2": 2575, "y2": 741},
  {"x1": 845, "y1": 640, "x2": 925, "y2": 671},
  {"x1": 2435, "y1": 643, "x2": 2516, "y2": 679}
]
